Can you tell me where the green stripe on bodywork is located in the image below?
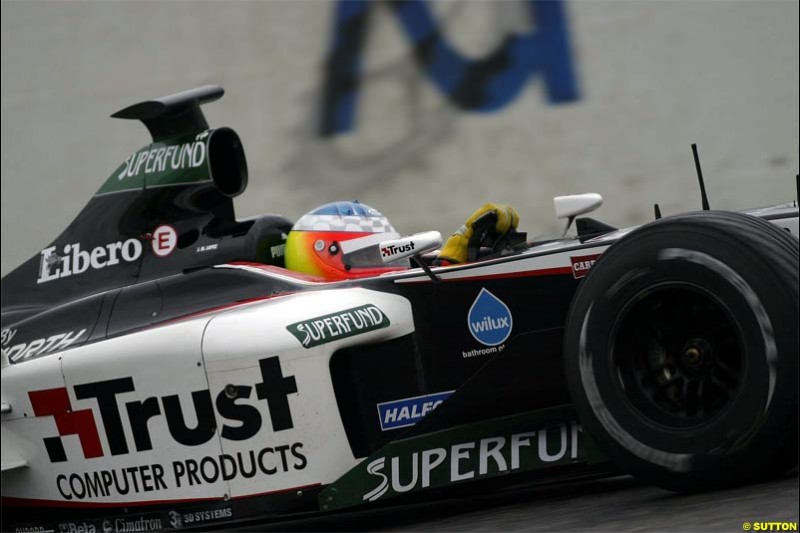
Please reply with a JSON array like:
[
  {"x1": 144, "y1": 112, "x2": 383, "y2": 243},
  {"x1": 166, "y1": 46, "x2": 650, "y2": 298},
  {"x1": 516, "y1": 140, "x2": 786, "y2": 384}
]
[
  {"x1": 320, "y1": 405, "x2": 607, "y2": 510},
  {"x1": 96, "y1": 129, "x2": 214, "y2": 195}
]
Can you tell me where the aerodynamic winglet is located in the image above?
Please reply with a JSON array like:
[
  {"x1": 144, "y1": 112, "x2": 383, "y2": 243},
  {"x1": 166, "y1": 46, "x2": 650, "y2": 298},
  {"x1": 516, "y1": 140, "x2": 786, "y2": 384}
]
[{"x1": 111, "y1": 85, "x2": 224, "y2": 141}]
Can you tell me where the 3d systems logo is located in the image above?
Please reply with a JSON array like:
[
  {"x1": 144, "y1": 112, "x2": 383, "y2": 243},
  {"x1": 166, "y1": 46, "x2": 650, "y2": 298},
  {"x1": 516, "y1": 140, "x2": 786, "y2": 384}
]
[{"x1": 467, "y1": 288, "x2": 513, "y2": 346}]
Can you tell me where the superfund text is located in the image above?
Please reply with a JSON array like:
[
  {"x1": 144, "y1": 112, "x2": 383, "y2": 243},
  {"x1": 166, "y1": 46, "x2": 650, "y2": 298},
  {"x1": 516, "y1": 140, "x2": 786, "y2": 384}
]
[
  {"x1": 364, "y1": 422, "x2": 583, "y2": 501},
  {"x1": 118, "y1": 140, "x2": 206, "y2": 180}
]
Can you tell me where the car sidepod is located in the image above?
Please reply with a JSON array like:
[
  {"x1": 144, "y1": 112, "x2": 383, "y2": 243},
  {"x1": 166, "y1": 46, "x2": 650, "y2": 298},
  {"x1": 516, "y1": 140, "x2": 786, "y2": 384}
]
[{"x1": 1, "y1": 287, "x2": 414, "y2": 528}]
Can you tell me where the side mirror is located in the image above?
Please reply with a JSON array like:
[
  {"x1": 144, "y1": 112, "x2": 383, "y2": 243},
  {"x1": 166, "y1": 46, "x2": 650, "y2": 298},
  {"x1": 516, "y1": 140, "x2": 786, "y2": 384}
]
[
  {"x1": 379, "y1": 231, "x2": 442, "y2": 264},
  {"x1": 554, "y1": 193, "x2": 603, "y2": 219},
  {"x1": 554, "y1": 193, "x2": 603, "y2": 236}
]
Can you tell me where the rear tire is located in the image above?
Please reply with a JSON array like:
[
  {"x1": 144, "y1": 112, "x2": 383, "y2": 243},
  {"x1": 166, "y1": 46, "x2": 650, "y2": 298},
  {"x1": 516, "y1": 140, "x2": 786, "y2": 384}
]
[{"x1": 563, "y1": 211, "x2": 798, "y2": 492}]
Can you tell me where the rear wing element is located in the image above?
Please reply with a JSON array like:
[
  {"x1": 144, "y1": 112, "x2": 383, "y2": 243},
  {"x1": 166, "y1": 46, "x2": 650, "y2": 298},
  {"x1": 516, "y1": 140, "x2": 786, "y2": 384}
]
[{"x1": 111, "y1": 85, "x2": 224, "y2": 142}]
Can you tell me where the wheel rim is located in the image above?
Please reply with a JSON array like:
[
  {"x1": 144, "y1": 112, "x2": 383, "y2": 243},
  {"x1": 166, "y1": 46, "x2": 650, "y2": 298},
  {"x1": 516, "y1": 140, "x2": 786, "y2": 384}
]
[{"x1": 610, "y1": 283, "x2": 745, "y2": 429}]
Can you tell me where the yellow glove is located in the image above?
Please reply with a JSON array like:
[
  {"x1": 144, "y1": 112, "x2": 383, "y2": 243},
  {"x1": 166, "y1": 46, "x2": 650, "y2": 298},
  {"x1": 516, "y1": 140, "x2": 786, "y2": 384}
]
[{"x1": 439, "y1": 203, "x2": 520, "y2": 263}]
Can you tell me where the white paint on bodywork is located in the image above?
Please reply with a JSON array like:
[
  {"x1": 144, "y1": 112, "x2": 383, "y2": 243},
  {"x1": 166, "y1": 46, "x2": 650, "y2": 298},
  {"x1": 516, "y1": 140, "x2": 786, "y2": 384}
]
[
  {"x1": 2, "y1": 426, "x2": 33, "y2": 472},
  {"x1": 202, "y1": 288, "x2": 415, "y2": 497},
  {"x1": 771, "y1": 217, "x2": 799, "y2": 237},
  {"x1": 395, "y1": 245, "x2": 610, "y2": 283},
  {"x1": 2, "y1": 319, "x2": 228, "y2": 503},
  {"x1": 0, "y1": 288, "x2": 415, "y2": 505},
  {"x1": 1, "y1": 346, "x2": 67, "y2": 422}
]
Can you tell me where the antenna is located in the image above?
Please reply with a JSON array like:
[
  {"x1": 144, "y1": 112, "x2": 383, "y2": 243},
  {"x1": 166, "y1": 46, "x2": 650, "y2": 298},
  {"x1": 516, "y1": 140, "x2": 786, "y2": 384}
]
[
  {"x1": 654, "y1": 203, "x2": 662, "y2": 220},
  {"x1": 691, "y1": 143, "x2": 710, "y2": 210},
  {"x1": 412, "y1": 255, "x2": 441, "y2": 284}
]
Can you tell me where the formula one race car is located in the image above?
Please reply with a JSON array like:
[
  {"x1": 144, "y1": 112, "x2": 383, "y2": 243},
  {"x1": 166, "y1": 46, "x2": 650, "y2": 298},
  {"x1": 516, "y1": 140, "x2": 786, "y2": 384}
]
[{"x1": 2, "y1": 86, "x2": 797, "y2": 533}]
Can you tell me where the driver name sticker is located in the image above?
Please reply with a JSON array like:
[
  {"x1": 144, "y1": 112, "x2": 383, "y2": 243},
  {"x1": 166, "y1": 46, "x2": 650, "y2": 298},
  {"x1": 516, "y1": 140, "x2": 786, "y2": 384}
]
[{"x1": 286, "y1": 305, "x2": 390, "y2": 348}]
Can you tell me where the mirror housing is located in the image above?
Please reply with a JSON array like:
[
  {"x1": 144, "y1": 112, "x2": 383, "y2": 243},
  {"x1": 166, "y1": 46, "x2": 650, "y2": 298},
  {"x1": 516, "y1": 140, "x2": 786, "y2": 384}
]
[
  {"x1": 379, "y1": 231, "x2": 442, "y2": 264},
  {"x1": 554, "y1": 193, "x2": 603, "y2": 219}
]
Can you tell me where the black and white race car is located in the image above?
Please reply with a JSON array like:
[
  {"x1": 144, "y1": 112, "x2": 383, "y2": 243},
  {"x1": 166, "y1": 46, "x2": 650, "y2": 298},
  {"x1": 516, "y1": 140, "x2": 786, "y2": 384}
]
[{"x1": 2, "y1": 86, "x2": 797, "y2": 532}]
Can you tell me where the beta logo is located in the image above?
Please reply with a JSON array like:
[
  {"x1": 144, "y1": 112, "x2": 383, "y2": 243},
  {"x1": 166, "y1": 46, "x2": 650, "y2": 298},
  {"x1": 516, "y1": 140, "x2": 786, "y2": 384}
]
[
  {"x1": 570, "y1": 254, "x2": 601, "y2": 279},
  {"x1": 467, "y1": 288, "x2": 513, "y2": 346},
  {"x1": 151, "y1": 225, "x2": 177, "y2": 257},
  {"x1": 377, "y1": 391, "x2": 453, "y2": 431},
  {"x1": 59, "y1": 522, "x2": 96, "y2": 533}
]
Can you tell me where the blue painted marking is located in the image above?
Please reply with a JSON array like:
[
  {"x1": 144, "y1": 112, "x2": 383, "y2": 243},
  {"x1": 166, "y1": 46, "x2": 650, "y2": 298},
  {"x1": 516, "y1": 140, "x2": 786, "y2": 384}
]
[{"x1": 321, "y1": 0, "x2": 580, "y2": 136}]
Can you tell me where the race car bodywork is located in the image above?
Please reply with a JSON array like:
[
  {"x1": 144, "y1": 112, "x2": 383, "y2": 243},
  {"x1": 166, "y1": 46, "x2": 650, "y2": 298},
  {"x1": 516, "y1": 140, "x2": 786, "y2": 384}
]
[{"x1": 2, "y1": 86, "x2": 797, "y2": 532}]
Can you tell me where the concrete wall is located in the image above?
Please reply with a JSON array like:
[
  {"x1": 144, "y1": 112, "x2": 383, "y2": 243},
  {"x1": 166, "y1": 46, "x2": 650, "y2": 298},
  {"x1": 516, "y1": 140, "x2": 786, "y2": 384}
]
[{"x1": 2, "y1": 0, "x2": 797, "y2": 275}]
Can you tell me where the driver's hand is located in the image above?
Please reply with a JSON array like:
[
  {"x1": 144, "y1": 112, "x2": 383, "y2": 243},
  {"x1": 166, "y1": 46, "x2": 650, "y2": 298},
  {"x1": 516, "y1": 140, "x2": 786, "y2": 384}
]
[{"x1": 438, "y1": 203, "x2": 519, "y2": 263}]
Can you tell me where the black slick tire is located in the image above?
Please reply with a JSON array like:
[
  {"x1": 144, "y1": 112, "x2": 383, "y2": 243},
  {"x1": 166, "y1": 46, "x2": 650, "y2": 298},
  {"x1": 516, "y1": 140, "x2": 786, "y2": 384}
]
[{"x1": 563, "y1": 211, "x2": 798, "y2": 492}]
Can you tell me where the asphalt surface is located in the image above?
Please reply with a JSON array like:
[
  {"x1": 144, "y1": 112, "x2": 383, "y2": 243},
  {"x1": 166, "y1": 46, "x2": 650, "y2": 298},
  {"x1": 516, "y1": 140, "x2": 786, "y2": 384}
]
[{"x1": 245, "y1": 472, "x2": 798, "y2": 532}]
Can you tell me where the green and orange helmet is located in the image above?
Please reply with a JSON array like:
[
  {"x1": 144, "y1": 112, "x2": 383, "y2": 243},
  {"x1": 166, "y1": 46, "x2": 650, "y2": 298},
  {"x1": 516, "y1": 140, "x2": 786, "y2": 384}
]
[{"x1": 284, "y1": 201, "x2": 409, "y2": 280}]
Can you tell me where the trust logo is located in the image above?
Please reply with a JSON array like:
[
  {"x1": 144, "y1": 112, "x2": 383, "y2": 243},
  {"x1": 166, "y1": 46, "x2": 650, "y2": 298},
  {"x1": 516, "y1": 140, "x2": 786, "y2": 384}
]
[
  {"x1": 27, "y1": 356, "x2": 298, "y2": 464},
  {"x1": 380, "y1": 241, "x2": 414, "y2": 258},
  {"x1": 28, "y1": 387, "x2": 103, "y2": 462}
]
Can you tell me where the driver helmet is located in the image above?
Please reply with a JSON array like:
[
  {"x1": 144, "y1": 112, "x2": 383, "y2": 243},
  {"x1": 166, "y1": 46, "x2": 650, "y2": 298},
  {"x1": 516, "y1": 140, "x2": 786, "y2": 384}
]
[{"x1": 285, "y1": 201, "x2": 409, "y2": 280}]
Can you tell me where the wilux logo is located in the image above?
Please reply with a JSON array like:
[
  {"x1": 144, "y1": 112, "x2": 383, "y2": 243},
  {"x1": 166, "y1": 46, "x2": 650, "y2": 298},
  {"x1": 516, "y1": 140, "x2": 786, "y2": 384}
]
[{"x1": 467, "y1": 288, "x2": 513, "y2": 346}]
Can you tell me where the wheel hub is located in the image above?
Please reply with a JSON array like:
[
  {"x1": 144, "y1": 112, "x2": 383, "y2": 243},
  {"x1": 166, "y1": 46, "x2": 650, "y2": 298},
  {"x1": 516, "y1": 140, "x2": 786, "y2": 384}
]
[
  {"x1": 680, "y1": 338, "x2": 715, "y2": 373},
  {"x1": 612, "y1": 284, "x2": 744, "y2": 429}
]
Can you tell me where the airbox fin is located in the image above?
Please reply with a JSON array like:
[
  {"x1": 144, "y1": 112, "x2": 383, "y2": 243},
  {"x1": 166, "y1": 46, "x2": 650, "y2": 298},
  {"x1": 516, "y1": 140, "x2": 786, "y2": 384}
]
[{"x1": 111, "y1": 85, "x2": 224, "y2": 141}]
